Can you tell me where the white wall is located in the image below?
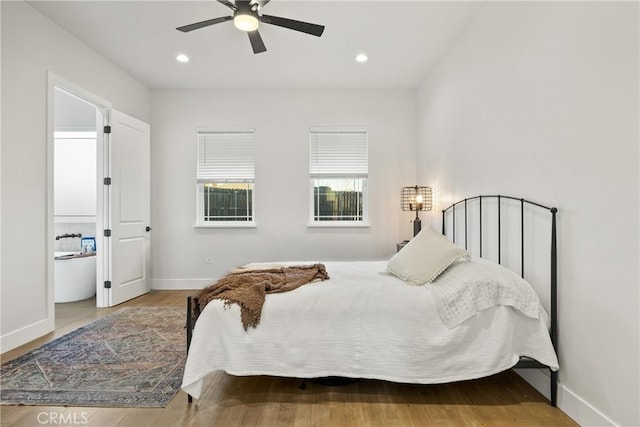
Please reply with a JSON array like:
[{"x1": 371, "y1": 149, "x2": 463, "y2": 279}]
[
  {"x1": 0, "y1": 1, "x2": 150, "y2": 351},
  {"x1": 417, "y1": 2, "x2": 639, "y2": 426},
  {"x1": 150, "y1": 89, "x2": 416, "y2": 288}
]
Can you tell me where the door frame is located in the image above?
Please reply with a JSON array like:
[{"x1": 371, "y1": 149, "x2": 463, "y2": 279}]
[{"x1": 46, "y1": 72, "x2": 111, "y2": 321}]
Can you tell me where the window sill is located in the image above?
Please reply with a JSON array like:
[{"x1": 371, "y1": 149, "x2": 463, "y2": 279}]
[
  {"x1": 194, "y1": 222, "x2": 257, "y2": 229},
  {"x1": 307, "y1": 221, "x2": 370, "y2": 228}
]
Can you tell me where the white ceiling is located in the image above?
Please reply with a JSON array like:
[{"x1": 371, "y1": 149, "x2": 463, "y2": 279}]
[{"x1": 28, "y1": 1, "x2": 480, "y2": 90}]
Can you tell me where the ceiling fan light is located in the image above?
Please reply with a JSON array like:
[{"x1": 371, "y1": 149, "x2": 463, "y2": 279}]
[{"x1": 234, "y1": 13, "x2": 259, "y2": 32}]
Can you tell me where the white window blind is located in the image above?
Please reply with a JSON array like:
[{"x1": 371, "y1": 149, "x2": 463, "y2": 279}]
[
  {"x1": 197, "y1": 130, "x2": 255, "y2": 183},
  {"x1": 309, "y1": 130, "x2": 368, "y2": 177}
]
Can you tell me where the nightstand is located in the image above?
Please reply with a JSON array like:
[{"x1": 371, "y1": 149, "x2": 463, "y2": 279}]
[{"x1": 396, "y1": 240, "x2": 410, "y2": 252}]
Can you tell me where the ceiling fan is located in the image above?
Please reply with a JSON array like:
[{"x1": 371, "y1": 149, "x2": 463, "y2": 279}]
[{"x1": 176, "y1": 0, "x2": 325, "y2": 54}]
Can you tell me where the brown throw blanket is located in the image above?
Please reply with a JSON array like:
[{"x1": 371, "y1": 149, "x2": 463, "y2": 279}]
[{"x1": 193, "y1": 263, "x2": 329, "y2": 330}]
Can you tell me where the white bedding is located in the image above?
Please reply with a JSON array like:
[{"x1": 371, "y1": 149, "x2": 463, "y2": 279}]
[{"x1": 181, "y1": 259, "x2": 559, "y2": 400}]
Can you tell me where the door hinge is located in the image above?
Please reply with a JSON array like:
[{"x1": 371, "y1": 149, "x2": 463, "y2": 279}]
[
  {"x1": 104, "y1": 177, "x2": 111, "y2": 185},
  {"x1": 104, "y1": 229, "x2": 112, "y2": 237},
  {"x1": 104, "y1": 125, "x2": 111, "y2": 134},
  {"x1": 104, "y1": 280, "x2": 112, "y2": 289}
]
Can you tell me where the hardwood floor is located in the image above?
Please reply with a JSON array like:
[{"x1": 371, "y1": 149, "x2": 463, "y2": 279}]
[{"x1": 1, "y1": 291, "x2": 577, "y2": 427}]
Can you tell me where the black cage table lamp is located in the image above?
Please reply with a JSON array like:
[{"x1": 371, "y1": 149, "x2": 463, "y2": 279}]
[{"x1": 401, "y1": 186, "x2": 432, "y2": 237}]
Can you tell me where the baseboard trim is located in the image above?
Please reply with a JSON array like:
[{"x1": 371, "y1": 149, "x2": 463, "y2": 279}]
[
  {"x1": 0, "y1": 318, "x2": 53, "y2": 354},
  {"x1": 558, "y1": 383, "x2": 618, "y2": 426},
  {"x1": 515, "y1": 369, "x2": 617, "y2": 426},
  {"x1": 150, "y1": 278, "x2": 214, "y2": 290}
]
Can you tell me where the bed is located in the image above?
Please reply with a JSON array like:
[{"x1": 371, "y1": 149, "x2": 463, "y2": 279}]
[{"x1": 181, "y1": 195, "x2": 559, "y2": 406}]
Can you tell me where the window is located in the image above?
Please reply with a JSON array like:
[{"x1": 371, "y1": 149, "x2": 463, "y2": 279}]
[
  {"x1": 196, "y1": 129, "x2": 255, "y2": 226},
  {"x1": 309, "y1": 128, "x2": 368, "y2": 225}
]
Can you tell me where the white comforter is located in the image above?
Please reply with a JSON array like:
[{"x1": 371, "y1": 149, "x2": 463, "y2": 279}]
[{"x1": 181, "y1": 259, "x2": 558, "y2": 400}]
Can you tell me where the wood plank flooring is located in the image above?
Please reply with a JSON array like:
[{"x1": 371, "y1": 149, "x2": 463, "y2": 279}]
[{"x1": 1, "y1": 290, "x2": 577, "y2": 427}]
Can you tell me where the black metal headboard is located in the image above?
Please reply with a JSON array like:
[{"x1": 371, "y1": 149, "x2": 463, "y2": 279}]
[{"x1": 442, "y1": 195, "x2": 558, "y2": 405}]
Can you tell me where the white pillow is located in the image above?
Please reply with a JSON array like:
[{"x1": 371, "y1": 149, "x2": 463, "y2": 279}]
[{"x1": 386, "y1": 226, "x2": 469, "y2": 285}]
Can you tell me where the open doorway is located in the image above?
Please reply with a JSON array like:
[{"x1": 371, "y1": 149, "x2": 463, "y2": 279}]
[
  {"x1": 47, "y1": 72, "x2": 151, "y2": 322},
  {"x1": 52, "y1": 87, "x2": 100, "y2": 327},
  {"x1": 47, "y1": 73, "x2": 111, "y2": 328}
]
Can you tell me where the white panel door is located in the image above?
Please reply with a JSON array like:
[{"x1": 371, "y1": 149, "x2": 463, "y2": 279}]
[{"x1": 107, "y1": 110, "x2": 150, "y2": 306}]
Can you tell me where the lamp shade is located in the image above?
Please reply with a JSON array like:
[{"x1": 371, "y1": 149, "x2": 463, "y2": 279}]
[{"x1": 401, "y1": 186, "x2": 432, "y2": 212}]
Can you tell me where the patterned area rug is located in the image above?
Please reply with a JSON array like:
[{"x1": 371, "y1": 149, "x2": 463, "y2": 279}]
[{"x1": 0, "y1": 307, "x2": 186, "y2": 407}]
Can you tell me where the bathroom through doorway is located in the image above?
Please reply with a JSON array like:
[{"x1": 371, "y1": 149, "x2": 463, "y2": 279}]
[
  {"x1": 47, "y1": 72, "x2": 151, "y2": 321},
  {"x1": 51, "y1": 84, "x2": 104, "y2": 320}
]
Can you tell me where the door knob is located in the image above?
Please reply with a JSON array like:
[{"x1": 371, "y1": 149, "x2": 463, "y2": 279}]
[{"x1": 146, "y1": 226, "x2": 152, "y2": 232}]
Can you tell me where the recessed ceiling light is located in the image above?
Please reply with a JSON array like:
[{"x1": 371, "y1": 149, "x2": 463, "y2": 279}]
[
  {"x1": 355, "y1": 53, "x2": 368, "y2": 63},
  {"x1": 176, "y1": 54, "x2": 190, "y2": 63}
]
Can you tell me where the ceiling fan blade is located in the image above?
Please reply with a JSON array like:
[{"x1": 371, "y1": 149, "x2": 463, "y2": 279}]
[
  {"x1": 216, "y1": 0, "x2": 237, "y2": 10},
  {"x1": 176, "y1": 16, "x2": 233, "y2": 32},
  {"x1": 260, "y1": 14, "x2": 325, "y2": 37},
  {"x1": 247, "y1": 30, "x2": 267, "y2": 54}
]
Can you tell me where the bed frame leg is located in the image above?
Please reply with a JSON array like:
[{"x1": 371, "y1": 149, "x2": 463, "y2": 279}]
[
  {"x1": 551, "y1": 370, "x2": 558, "y2": 407},
  {"x1": 186, "y1": 296, "x2": 194, "y2": 404}
]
